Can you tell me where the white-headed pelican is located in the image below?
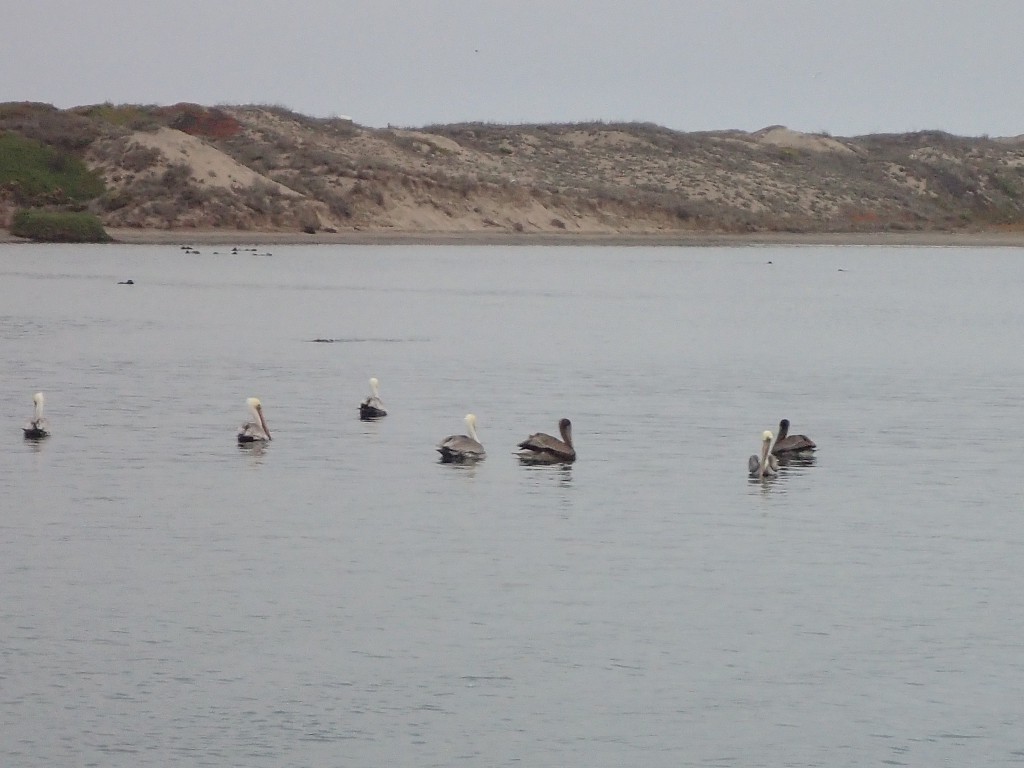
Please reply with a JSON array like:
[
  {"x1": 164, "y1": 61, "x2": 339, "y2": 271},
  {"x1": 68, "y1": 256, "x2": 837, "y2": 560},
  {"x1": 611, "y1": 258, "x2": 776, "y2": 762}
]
[
  {"x1": 359, "y1": 377, "x2": 387, "y2": 420},
  {"x1": 748, "y1": 430, "x2": 779, "y2": 478},
  {"x1": 238, "y1": 397, "x2": 271, "y2": 444},
  {"x1": 437, "y1": 413, "x2": 486, "y2": 463},
  {"x1": 23, "y1": 392, "x2": 50, "y2": 439}
]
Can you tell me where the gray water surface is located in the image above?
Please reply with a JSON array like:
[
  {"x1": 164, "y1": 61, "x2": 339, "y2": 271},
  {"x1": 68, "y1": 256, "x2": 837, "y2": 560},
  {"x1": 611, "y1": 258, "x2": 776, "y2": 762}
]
[{"x1": 3, "y1": 243, "x2": 1024, "y2": 767}]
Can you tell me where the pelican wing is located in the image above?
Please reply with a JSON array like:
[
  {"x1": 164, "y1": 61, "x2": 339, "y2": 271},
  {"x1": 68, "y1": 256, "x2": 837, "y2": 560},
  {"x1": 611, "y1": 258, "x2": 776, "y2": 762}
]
[
  {"x1": 517, "y1": 432, "x2": 575, "y2": 461},
  {"x1": 438, "y1": 434, "x2": 486, "y2": 461},
  {"x1": 23, "y1": 418, "x2": 49, "y2": 438},
  {"x1": 360, "y1": 395, "x2": 387, "y2": 418},
  {"x1": 518, "y1": 431, "x2": 557, "y2": 452},
  {"x1": 748, "y1": 453, "x2": 761, "y2": 475},
  {"x1": 238, "y1": 421, "x2": 269, "y2": 441},
  {"x1": 773, "y1": 434, "x2": 816, "y2": 453}
]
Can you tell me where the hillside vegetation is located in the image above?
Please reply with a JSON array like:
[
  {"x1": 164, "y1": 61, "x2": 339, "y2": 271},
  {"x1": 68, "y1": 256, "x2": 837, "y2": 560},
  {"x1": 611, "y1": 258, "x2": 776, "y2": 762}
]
[
  {"x1": 2, "y1": 101, "x2": 1024, "y2": 236},
  {"x1": 0, "y1": 131, "x2": 105, "y2": 206}
]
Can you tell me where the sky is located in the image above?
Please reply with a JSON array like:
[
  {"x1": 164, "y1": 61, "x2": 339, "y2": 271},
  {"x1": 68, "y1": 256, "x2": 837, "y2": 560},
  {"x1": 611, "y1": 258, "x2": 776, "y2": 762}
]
[{"x1": 2, "y1": 0, "x2": 1022, "y2": 138}]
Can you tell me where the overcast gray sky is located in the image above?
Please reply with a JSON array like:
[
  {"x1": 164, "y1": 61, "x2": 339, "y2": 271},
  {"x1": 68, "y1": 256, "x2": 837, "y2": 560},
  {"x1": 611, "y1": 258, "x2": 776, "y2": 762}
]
[{"x1": 3, "y1": 0, "x2": 1022, "y2": 137}]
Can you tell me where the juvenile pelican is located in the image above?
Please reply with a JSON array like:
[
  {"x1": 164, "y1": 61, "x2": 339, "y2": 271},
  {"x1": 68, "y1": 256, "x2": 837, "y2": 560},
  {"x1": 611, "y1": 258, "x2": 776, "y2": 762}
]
[
  {"x1": 748, "y1": 430, "x2": 780, "y2": 478},
  {"x1": 772, "y1": 419, "x2": 816, "y2": 455},
  {"x1": 516, "y1": 418, "x2": 576, "y2": 464},
  {"x1": 359, "y1": 377, "x2": 387, "y2": 420},
  {"x1": 238, "y1": 397, "x2": 271, "y2": 444},
  {"x1": 23, "y1": 392, "x2": 50, "y2": 439},
  {"x1": 437, "y1": 413, "x2": 486, "y2": 463}
]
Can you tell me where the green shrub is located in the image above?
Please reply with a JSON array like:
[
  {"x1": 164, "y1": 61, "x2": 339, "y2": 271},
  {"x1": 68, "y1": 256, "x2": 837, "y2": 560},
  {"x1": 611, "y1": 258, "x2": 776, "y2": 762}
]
[
  {"x1": 11, "y1": 210, "x2": 112, "y2": 242},
  {"x1": 0, "y1": 132, "x2": 105, "y2": 205}
]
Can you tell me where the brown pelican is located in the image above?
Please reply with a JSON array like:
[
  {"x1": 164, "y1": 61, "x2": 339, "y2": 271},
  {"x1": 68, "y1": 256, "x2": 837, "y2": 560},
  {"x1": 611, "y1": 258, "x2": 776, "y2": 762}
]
[
  {"x1": 437, "y1": 413, "x2": 486, "y2": 463},
  {"x1": 359, "y1": 377, "x2": 387, "y2": 420},
  {"x1": 238, "y1": 397, "x2": 271, "y2": 444},
  {"x1": 23, "y1": 392, "x2": 50, "y2": 439},
  {"x1": 748, "y1": 430, "x2": 780, "y2": 478},
  {"x1": 516, "y1": 418, "x2": 576, "y2": 464},
  {"x1": 772, "y1": 419, "x2": 816, "y2": 455}
]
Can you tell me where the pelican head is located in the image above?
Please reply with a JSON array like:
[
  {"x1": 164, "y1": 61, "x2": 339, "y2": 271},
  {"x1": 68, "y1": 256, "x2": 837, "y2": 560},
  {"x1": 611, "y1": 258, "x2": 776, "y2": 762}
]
[
  {"x1": 762, "y1": 430, "x2": 773, "y2": 442},
  {"x1": 465, "y1": 413, "x2": 479, "y2": 440},
  {"x1": 247, "y1": 397, "x2": 262, "y2": 411},
  {"x1": 369, "y1": 377, "x2": 380, "y2": 396},
  {"x1": 33, "y1": 392, "x2": 45, "y2": 419}
]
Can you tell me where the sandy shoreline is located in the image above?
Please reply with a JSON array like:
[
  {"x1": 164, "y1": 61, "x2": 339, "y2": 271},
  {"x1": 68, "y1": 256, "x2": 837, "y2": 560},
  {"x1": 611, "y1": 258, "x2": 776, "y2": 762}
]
[{"x1": 3, "y1": 228, "x2": 1024, "y2": 248}]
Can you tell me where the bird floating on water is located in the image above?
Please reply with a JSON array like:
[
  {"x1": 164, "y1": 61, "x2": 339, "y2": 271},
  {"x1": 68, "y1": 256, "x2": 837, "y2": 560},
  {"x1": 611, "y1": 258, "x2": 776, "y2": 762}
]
[
  {"x1": 359, "y1": 377, "x2": 387, "y2": 420},
  {"x1": 237, "y1": 397, "x2": 271, "y2": 444},
  {"x1": 23, "y1": 392, "x2": 50, "y2": 439},
  {"x1": 516, "y1": 418, "x2": 576, "y2": 464},
  {"x1": 748, "y1": 430, "x2": 780, "y2": 478},
  {"x1": 771, "y1": 419, "x2": 816, "y2": 455},
  {"x1": 437, "y1": 413, "x2": 486, "y2": 463}
]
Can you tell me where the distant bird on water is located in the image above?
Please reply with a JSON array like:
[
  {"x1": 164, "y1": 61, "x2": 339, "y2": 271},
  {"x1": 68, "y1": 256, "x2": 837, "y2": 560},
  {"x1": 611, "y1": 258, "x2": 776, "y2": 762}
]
[
  {"x1": 748, "y1": 430, "x2": 779, "y2": 478},
  {"x1": 238, "y1": 397, "x2": 271, "y2": 444},
  {"x1": 516, "y1": 418, "x2": 576, "y2": 464},
  {"x1": 359, "y1": 377, "x2": 387, "y2": 420},
  {"x1": 771, "y1": 419, "x2": 816, "y2": 455},
  {"x1": 23, "y1": 392, "x2": 50, "y2": 439},
  {"x1": 437, "y1": 413, "x2": 486, "y2": 463}
]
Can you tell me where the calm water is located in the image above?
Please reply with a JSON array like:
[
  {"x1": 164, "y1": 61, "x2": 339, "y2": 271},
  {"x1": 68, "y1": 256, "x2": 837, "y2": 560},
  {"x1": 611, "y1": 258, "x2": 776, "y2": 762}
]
[{"x1": 2, "y1": 242, "x2": 1024, "y2": 767}]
